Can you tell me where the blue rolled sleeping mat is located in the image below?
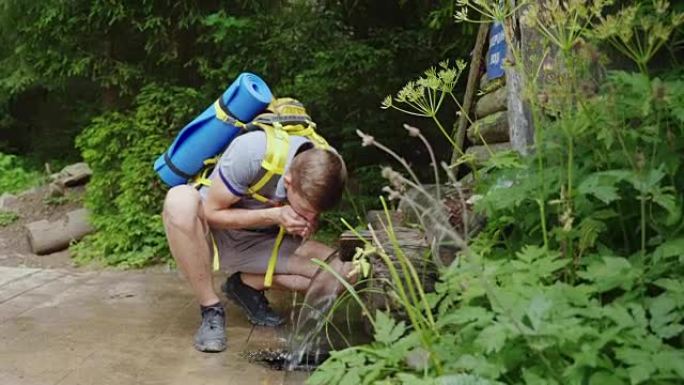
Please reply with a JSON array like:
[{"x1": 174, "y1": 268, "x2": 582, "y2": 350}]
[{"x1": 154, "y1": 73, "x2": 273, "y2": 187}]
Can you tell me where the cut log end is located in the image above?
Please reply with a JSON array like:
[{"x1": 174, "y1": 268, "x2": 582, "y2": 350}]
[{"x1": 26, "y1": 208, "x2": 94, "y2": 255}]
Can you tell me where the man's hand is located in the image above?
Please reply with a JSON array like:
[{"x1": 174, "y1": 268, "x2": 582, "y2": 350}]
[{"x1": 277, "y1": 205, "x2": 309, "y2": 236}]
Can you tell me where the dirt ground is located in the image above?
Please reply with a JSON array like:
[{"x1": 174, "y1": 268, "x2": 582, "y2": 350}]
[
  {"x1": 0, "y1": 185, "x2": 95, "y2": 270},
  {"x1": 0, "y1": 185, "x2": 308, "y2": 385}
]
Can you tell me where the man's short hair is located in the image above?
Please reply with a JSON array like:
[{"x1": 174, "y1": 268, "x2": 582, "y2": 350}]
[{"x1": 289, "y1": 148, "x2": 347, "y2": 211}]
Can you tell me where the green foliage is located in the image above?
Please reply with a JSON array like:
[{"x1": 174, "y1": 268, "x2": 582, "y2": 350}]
[
  {"x1": 311, "y1": 1, "x2": 684, "y2": 384},
  {"x1": 1, "y1": 0, "x2": 474, "y2": 165},
  {"x1": 0, "y1": 1, "x2": 475, "y2": 266},
  {"x1": 72, "y1": 84, "x2": 203, "y2": 267},
  {"x1": 312, "y1": 72, "x2": 684, "y2": 384},
  {"x1": 0, "y1": 152, "x2": 41, "y2": 194},
  {"x1": 0, "y1": 210, "x2": 19, "y2": 227}
]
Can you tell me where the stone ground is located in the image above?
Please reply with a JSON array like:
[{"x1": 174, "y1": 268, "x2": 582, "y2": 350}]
[{"x1": 0, "y1": 266, "x2": 309, "y2": 385}]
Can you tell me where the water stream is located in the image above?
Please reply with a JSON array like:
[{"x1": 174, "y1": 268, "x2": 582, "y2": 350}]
[
  {"x1": 284, "y1": 250, "x2": 343, "y2": 371},
  {"x1": 246, "y1": 251, "x2": 367, "y2": 373}
]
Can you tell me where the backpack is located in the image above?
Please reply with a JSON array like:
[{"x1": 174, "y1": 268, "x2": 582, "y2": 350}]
[
  {"x1": 194, "y1": 97, "x2": 331, "y2": 286},
  {"x1": 190, "y1": 97, "x2": 330, "y2": 205}
]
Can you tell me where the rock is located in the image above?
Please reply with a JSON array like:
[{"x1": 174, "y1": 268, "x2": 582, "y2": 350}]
[
  {"x1": 48, "y1": 182, "x2": 65, "y2": 198},
  {"x1": 465, "y1": 142, "x2": 513, "y2": 164},
  {"x1": 61, "y1": 162, "x2": 92, "y2": 187},
  {"x1": 25, "y1": 208, "x2": 94, "y2": 255},
  {"x1": 0, "y1": 193, "x2": 19, "y2": 210},
  {"x1": 475, "y1": 86, "x2": 507, "y2": 118},
  {"x1": 479, "y1": 75, "x2": 505, "y2": 95},
  {"x1": 50, "y1": 162, "x2": 92, "y2": 188},
  {"x1": 18, "y1": 187, "x2": 41, "y2": 197},
  {"x1": 467, "y1": 111, "x2": 509, "y2": 144}
]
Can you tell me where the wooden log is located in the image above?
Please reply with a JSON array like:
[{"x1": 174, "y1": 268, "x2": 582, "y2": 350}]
[
  {"x1": 467, "y1": 111, "x2": 510, "y2": 144},
  {"x1": 465, "y1": 142, "x2": 513, "y2": 165},
  {"x1": 26, "y1": 208, "x2": 94, "y2": 255},
  {"x1": 475, "y1": 86, "x2": 507, "y2": 118}
]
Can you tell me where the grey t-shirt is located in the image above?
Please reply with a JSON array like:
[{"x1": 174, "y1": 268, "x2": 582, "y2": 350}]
[{"x1": 199, "y1": 130, "x2": 312, "y2": 210}]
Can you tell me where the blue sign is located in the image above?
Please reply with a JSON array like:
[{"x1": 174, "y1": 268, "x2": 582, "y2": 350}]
[{"x1": 486, "y1": 22, "x2": 507, "y2": 80}]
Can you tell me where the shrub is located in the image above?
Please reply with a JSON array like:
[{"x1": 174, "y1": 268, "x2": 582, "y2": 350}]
[
  {"x1": 0, "y1": 210, "x2": 19, "y2": 227},
  {"x1": 0, "y1": 152, "x2": 41, "y2": 194},
  {"x1": 73, "y1": 84, "x2": 203, "y2": 267},
  {"x1": 310, "y1": 2, "x2": 684, "y2": 384}
]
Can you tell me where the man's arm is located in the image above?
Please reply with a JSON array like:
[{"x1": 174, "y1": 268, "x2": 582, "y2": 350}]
[{"x1": 202, "y1": 174, "x2": 308, "y2": 235}]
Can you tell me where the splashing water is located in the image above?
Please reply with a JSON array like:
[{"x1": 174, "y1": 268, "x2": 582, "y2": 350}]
[{"x1": 284, "y1": 250, "x2": 345, "y2": 371}]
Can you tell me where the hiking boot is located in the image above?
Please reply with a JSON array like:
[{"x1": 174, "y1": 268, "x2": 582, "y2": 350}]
[
  {"x1": 193, "y1": 304, "x2": 227, "y2": 353},
  {"x1": 222, "y1": 272, "x2": 285, "y2": 327}
]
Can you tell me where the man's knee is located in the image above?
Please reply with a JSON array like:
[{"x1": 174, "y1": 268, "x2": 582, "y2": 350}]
[
  {"x1": 296, "y1": 240, "x2": 335, "y2": 261},
  {"x1": 163, "y1": 185, "x2": 202, "y2": 232}
]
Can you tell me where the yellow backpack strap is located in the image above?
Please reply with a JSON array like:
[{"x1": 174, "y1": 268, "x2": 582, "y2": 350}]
[
  {"x1": 191, "y1": 157, "x2": 219, "y2": 189},
  {"x1": 263, "y1": 225, "x2": 286, "y2": 288},
  {"x1": 214, "y1": 98, "x2": 246, "y2": 128},
  {"x1": 209, "y1": 232, "x2": 220, "y2": 271},
  {"x1": 267, "y1": 98, "x2": 308, "y2": 116},
  {"x1": 246, "y1": 122, "x2": 290, "y2": 201}
]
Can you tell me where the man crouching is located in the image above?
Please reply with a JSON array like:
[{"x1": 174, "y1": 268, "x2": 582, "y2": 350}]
[{"x1": 162, "y1": 130, "x2": 347, "y2": 352}]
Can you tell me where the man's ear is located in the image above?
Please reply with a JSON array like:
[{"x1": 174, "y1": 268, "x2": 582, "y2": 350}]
[{"x1": 283, "y1": 173, "x2": 292, "y2": 190}]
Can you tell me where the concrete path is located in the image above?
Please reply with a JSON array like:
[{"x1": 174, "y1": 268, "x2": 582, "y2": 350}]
[{"x1": 0, "y1": 267, "x2": 307, "y2": 385}]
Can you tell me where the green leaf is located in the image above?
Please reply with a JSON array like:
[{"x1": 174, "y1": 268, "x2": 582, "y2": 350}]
[
  {"x1": 475, "y1": 322, "x2": 507, "y2": 354},
  {"x1": 523, "y1": 369, "x2": 558, "y2": 385},
  {"x1": 374, "y1": 310, "x2": 406, "y2": 345},
  {"x1": 339, "y1": 367, "x2": 362, "y2": 385},
  {"x1": 437, "y1": 306, "x2": 493, "y2": 328},
  {"x1": 578, "y1": 170, "x2": 631, "y2": 204},
  {"x1": 578, "y1": 256, "x2": 638, "y2": 292},
  {"x1": 438, "y1": 374, "x2": 504, "y2": 385},
  {"x1": 516, "y1": 245, "x2": 547, "y2": 263},
  {"x1": 652, "y1": 238, "x2": 684, "y2": 262},
  {"x1": 649, "y1": 294, "x2": 684, "y2": 339},
  {"x1": 653, "y1": 278, "x2": 684, "y2": 293},
  {"x1": 589, "y1": 371, "x2": 626, "y2": 385},
  {"x1": 453, "y1": 354, "x2": 505, "y2": 378},
  {"x1": 653, "y1": 351, "x2": 684, "y2": 378},
  {"x1": 615, "y1": 348, "x2": 656, "y2": 385},
  {"x1": 525, "y1": 294, "x2": 552, "y2": 332}
]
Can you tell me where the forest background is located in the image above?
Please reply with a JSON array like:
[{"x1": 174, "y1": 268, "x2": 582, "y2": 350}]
[
  {"x1": 3, "y1": 1, "x2": 684, "y2": 384},
  {"x1": 0, "y1": 0, "x2": 476, "y2": 266}
]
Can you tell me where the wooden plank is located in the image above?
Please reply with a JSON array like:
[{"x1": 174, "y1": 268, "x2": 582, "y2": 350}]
[{"x1": 451, "y1": 22, "x2": 490, "y2": 165}]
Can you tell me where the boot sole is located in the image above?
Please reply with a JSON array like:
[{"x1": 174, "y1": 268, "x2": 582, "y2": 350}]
[
  {"x1": 221, "y1": 282, "x2": 285, "y2": 327},
  {"x1": 194, "y1": 341, "x2": 227, "y2": 353}
]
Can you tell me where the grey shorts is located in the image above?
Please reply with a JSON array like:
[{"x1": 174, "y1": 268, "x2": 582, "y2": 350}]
[{"x1": 210, "y1": 227, "x2": 303, "y2": 274}]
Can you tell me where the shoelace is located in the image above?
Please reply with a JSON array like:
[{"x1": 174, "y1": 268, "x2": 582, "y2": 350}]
[{"x1": 203, "y1": 308, "x2": 224, "y2": 329}]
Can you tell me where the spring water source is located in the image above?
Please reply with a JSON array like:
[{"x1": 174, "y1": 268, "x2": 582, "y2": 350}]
[{"x1": 283, "y1": 251, "x2": 345, "y2": 371}]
